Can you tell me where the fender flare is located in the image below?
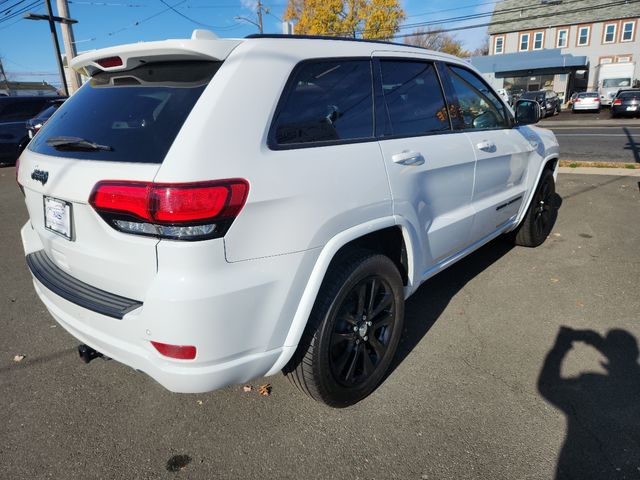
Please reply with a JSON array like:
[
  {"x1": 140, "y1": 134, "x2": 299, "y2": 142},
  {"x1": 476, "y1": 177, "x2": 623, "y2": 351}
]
[
  {"x1": 265, "y1": 215, "x2": 420, "y2": 375},
  {"x1": 510, "y1": 153, "x2": 559, "y2": 230}
]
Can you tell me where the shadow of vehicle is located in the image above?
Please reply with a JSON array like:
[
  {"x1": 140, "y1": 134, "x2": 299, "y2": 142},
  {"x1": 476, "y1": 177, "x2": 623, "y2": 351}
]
[
  {"x1": 538, "y1": 327, "x2": 640, "y2": 479},
  {"x1": 387, "y1": 191, "x2": 563, "y2": 379}
]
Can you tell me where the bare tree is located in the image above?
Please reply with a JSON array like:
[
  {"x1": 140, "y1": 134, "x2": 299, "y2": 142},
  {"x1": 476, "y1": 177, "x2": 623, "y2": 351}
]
[
  {"x1": 404, "y1": 27, "x2": 469, "y2": 57},
  {"x1": 469, "y1": 36, "x2": 490, "y2": 57}
]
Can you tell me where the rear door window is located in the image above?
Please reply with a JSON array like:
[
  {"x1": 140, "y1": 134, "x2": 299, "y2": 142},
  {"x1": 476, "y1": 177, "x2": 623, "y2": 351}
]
[
  {"x1": 270, "y1": 59, "x2": 374, "y2": 147},
  {"x1": 377, "y1": 60, "x2": 450, "y2": 137},
  {"x1": 29, "y1": 61, "x2": 220, "y2": 163}
]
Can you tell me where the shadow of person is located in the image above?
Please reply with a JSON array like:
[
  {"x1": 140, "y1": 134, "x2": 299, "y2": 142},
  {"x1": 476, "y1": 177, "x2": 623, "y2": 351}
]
[{"x1": 538, "y1": 327, "x2": 640, "y2": 479}]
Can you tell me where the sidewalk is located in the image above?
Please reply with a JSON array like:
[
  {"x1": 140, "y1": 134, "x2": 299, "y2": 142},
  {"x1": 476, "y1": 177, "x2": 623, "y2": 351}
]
[{"x1": 559, "y1": 166, "x2": 640, "y2": 176}]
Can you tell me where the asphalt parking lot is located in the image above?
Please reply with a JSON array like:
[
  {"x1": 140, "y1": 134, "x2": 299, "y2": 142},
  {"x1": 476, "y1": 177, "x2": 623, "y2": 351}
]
[{"x1": 1, "y1": 167, "x2": 639, "y2": 480}]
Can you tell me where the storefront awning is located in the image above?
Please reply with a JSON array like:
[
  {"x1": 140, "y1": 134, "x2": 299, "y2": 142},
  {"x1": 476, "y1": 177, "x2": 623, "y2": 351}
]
[{"x1": 470, "y1": 49, "x2": 588, "y2": 77}]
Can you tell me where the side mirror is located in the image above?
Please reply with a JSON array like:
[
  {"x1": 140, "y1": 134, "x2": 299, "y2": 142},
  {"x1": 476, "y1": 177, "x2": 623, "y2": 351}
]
[{"x1": 515, "y1": 100, "x2": 541, "y2": 125}]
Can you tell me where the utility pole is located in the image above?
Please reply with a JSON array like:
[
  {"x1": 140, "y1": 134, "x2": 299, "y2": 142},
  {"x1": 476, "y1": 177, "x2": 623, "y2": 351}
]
[
  {"x1": 0, "y1": 59, "x2": 10, "y2": 93},
  {"x1": 257, "y1": 0, "x2": 264, "y2": 35},
  {"x1": 24, "y1": 0, "x2": 78, "y2": 97},
  {"x1": 56, "y1": 0, "x2": 81, "y2": 93}
]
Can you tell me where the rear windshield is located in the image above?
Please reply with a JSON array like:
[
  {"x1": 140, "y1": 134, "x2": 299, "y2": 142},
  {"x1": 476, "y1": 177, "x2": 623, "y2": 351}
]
[
  {"x1": 521, "y1": 92, "x2": 543, "y2": 101},
  {"x1": 30, "y1": 61, "x2": 220, "y2": 163},
  {"x1": 619, "y1": 92, "x2": 640, "y2": 99},
  {"x1": 578, "y1": 93, "x2": 598, "y2": 98}
]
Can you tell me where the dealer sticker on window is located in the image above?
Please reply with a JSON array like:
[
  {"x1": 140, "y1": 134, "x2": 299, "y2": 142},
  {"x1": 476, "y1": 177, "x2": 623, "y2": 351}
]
[{"x1": 44, "y1": 196, "x2": 72, "y2": 240}]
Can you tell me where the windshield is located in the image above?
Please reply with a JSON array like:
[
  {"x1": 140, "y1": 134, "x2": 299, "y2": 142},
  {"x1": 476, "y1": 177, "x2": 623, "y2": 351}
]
[
  {"x1": 30, "y1": 61, "x2": 221, "y2": 163},
  {"x1": 603, "y1": 78, "x2": 631, "y2": 88},
  {"x1": 578, "y1": 93, "x2": 598, "y2": 98}
]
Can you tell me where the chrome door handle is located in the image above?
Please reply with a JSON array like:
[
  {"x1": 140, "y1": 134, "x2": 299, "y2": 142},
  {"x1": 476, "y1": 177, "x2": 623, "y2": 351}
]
[
  {"x1": 476, "y1": 140, "x2": 496, "y2": 151},
  {"x1": 391, "y1": 151, "x2": 425, "y2": 166}
]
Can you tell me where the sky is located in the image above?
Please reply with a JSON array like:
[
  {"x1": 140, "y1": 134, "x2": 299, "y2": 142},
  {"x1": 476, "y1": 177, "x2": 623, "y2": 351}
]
[{"x1": 0, "y1": 0, "x2": 495, "y2": 86}]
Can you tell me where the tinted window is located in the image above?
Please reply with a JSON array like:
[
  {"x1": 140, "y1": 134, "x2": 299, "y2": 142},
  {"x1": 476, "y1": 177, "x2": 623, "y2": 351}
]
[
  {"x1": 271, "y1": 60, "x2": 373, "y2": 146},
  {"x1": 378, "y1": 60, "x2": 449, "y2": 137},
  {"x1": 619, "y1": 92, "x2": 640, "y2": 99},
  {"x1": 30, "y1": 61, "x2": 219, "y2": 163},
  {"x1": 445, "y1": 66, "x2": 508, "y2": 130},
  {"x1": 521, "y1": 92, "x2": 544, "y2": 102},
  {"x1": 578, "y1": 93, "x2": 598, "y2": 98}
]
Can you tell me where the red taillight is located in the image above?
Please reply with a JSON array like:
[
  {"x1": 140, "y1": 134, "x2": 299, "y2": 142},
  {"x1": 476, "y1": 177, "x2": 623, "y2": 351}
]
[
  {"x1": 151, "y1": 341, "x2": 196, "y2": 360},
  {"x1": 613, "y1": 99, "x2": 622, "y2": 106},
  {"x1": 95, "y1": 56, "x2": 123, "y2": 68},
  {"x1": 594, "y1": 98, "x2": 600, "y2": 102},
  {"x1": 89, "y1": 179, "x2": 249, "y2": 240},
  {"x1": 575, "y1": 98, "x2": 581, "y2": 103}
]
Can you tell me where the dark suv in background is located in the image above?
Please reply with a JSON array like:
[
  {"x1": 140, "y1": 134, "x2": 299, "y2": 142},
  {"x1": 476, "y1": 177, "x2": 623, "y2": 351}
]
[
  {"x1": 0, "y1": 96, "x2": 65, "y2": 165},
  {"x1": 520, "y1": 90, "x2": 561, "y2": 117}
]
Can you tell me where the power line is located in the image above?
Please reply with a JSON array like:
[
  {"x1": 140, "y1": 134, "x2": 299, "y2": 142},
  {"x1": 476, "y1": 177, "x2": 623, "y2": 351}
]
[
  {"x1": 391, "y1": 0, "x2": 640, "y2": 40},
  {"x1": 158, "y1": 0, "x2": 239, "y2": 30}
]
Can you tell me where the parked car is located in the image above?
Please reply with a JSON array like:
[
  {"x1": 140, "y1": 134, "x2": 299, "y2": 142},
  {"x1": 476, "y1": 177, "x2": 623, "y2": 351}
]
[
  {"x1": 26, "y1": 98, "x2": 66, "y2": 139},
  {"x1": 571, "y1": 92, "x2": 600, "y2": 113},
  {"x1": 520, "y1": 90, "x2": 561, "y2": 117},
  {"x1": 0, "y1": 96, "x2": 65, "y2": 165},
  {"x1": 611, "y1": 90, "x2": 640, "y2": 117},
  {"x1": 18, "y1": 31, "x2": 560, "y2": 407}
]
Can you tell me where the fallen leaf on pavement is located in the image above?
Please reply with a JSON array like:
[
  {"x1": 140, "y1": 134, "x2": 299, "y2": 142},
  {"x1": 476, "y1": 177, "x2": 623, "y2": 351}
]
[
  {"x1": 196, "y1": 400, "x2": 203, "y2": 406},
  {"x1": 550, "y1": 278, "x2": 560, "y2": 283},
  {"x1": 13, "y1": 355, "x2": 25, "y2": 362},
  {"x1": 243, "y1": 385, "x2": 252, "y2": 392},
  {"x1": 576, "y1": 301, "x2": 584, "y2": 308},
  {"x1": 258, "y1": 384, "x2": 271, "y2": 396}
]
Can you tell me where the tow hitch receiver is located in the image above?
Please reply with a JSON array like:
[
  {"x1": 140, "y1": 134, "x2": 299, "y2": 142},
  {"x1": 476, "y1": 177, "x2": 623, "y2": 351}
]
[{"x1": 78, "y1": 344, "x2": 103, "y2": 364}]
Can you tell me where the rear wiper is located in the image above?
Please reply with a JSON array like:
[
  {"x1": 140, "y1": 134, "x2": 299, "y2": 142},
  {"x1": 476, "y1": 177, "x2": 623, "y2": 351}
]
[{"x1": 46, "y1": 136, "x2": 113, "y2": 152}]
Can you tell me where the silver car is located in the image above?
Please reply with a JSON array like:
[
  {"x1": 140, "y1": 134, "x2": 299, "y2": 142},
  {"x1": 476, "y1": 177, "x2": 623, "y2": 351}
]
[{"x1": 572, "y1": 92, "x2": 601, "y2": 112}]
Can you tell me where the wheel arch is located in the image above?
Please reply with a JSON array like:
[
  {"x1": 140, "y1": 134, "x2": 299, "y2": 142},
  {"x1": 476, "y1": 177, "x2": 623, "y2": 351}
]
[
  {"x1": 511, "y1": 154, "x2": 559, "y2": 231},
  {"x1": 265, "y1": 216, "x2": 419, "y2": 375}
]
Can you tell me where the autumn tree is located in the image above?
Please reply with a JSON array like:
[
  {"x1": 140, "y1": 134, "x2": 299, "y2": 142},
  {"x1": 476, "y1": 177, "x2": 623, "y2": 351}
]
[
  {"x1": 283, "y1": 0, "x2": 405, "y2": 40},
  {"x1": 404, "y1": 27, "x2": 469, "y2": 57}
]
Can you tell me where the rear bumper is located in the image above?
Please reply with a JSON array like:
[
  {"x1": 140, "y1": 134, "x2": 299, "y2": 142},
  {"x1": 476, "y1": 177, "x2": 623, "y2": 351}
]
[
  {"x1": 21, "y1": 221, "x2": 318, "y2": 393},
  {"x1": 572, "y1": 104, "x2": 600, "y2": 111}
]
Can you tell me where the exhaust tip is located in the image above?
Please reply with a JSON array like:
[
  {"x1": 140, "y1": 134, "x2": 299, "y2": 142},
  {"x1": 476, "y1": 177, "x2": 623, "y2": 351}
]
[{"x1": 77, "y1": 344, "x2": 103, "y2": 364}]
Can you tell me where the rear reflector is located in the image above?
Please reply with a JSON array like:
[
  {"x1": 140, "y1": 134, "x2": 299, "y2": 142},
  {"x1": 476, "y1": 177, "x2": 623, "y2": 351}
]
[
  {"x1": 89, "y1": 179, "x2": 249, "y2": 240},
  {"x1": 95, "y1": 56, "x2": 123, "y2": 68},
  {"x1": 151, "y1": 341, "x2": 196, "y2": 360}
]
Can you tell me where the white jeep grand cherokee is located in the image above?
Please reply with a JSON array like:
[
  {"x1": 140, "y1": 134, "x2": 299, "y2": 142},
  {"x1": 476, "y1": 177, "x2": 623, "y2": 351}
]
[{"x1": 18, "y1": 31, "x2": 559, "y2": 407}]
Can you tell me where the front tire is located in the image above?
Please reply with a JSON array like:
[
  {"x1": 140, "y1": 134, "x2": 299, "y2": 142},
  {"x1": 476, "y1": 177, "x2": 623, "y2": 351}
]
[
  {"x1": 284, "y1": 250, "x2": 405, "y2": 407},
  {"x1": 513, "y1": 169, "x2": 558, "y2": 247}
]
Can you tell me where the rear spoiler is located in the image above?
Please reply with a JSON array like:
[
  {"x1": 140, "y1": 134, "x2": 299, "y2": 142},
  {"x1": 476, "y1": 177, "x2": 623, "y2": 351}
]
[{"x1": 70, "y1": 29, "x2": 242, "y2": 77}]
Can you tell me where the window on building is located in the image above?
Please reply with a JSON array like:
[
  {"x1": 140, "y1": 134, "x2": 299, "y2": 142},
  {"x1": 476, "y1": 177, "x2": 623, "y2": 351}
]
[
  {"x1": 520, "y1": 33, "x2": 530, "y2": 51},
  {"x1": 603, "y1": 24, "x2": 617, "y2": 43},
  {"x1": 600, "y1": 57, "x2": 614, "y2": 64},
  {"x1": 622, "y1": 21, "x2": 635, "y2": 42},
  {"x1": 494, "y1": 36, "x2": 504, "y2": 54},
  {"x1": 533, "y1": 31, "x2": 544, "y2": 50},
  {"x1": 616, "y1": 56, "x2": 632, "y2": 63},
  {"x1": 556, "y1": 29, "x2": 568, "y2": 48},
  {"x1": 577, "y1": 26, "x2": 590, "y2": 46}
]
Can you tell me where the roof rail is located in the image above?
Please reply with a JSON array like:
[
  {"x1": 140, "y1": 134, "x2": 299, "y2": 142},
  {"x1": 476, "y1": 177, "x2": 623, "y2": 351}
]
[{"x1": 244, "y1": 33, "x2": 416, "y2": 50}]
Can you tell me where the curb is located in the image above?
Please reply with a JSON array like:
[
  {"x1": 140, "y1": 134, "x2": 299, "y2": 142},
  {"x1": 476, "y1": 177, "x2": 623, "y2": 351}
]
[{"x1": 559, "y1": 166, "x2": 640, "y2": 176}]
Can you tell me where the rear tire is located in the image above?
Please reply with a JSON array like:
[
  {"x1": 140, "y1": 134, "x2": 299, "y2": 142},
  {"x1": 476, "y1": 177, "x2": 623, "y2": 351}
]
[
  {"x1": 284, "y1": 250, "x2": 404, "y2": 407},
  {"x1": 512, "y1": 169, "x2": 557, "y2": 247}
]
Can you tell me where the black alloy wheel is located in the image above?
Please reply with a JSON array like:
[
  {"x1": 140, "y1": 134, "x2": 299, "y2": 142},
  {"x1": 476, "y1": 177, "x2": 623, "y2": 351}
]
[
  {"x1": 329, "y1": 276, "x2": 396, "y2": 387},
  {"x1": 284, "y1": 250, "x2": 404, "y2": 407},
  {"x1": 512, "y1": 169, "x2": 558, "y2": 247}
]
